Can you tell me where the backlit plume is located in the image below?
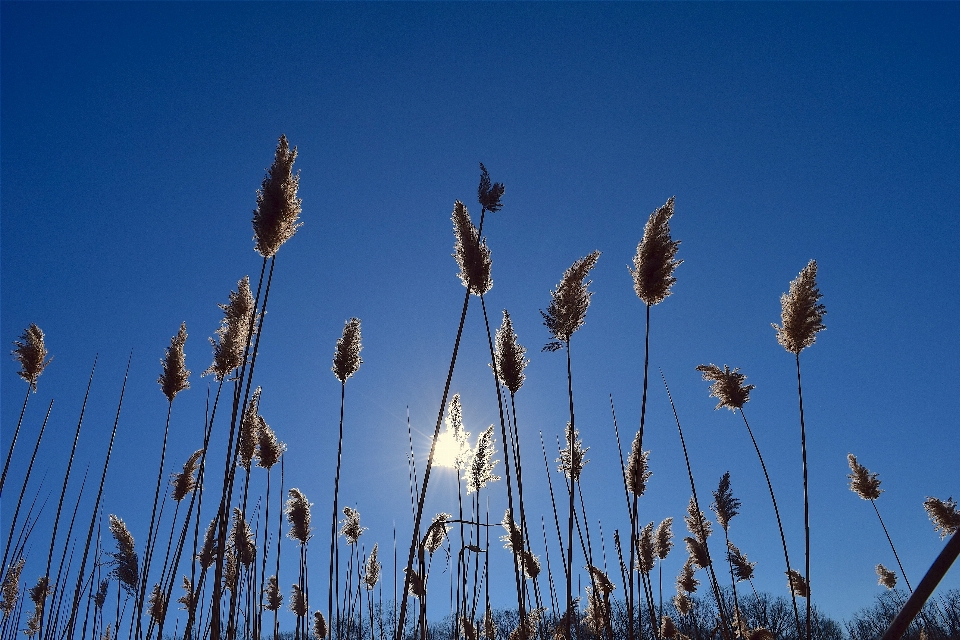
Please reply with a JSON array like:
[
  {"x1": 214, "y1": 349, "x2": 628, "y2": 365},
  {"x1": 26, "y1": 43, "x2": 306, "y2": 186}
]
[
  {"x1": 205, "y1": 276, "x2": 255, "y2": 381},
  {"x1": 924, "y1": 496, "x2": 960, "y2": 539},
  {"x1": 286, "y1": 488, "x2": 313, "y2": 544},
  {"x1": 773, "y1": 260, "x2": 826, "y2": 354},
  {"x1": 876, "y1": 564, "x2": 897, "y2": 589},
  {"x1": 466, "y1": 425, "x2": 500, "y2": 494},
  {"x1": 478, "y1": 163, "x2": 505, "y2": 213},
  {"x1": 696, "y1": 364, "x2": 755, "y2": 411},
  {"x1": 847, "y1": 454, "x2": 882, "y2": 501},
  {"x1": 253, "y1": 134, "x2": 302, "y2": 258},
  {"x1": 541, "y1": 251, "x2": 601, "y2": 351},
  {"x1": 12, "y1": 323, "x2": 52, "y2": 392},
  {"x1": 630, "y1": 196, "x2": 682, "y2": 306},
  {"x1": 158, "y1": 322, "x2": 190, "y2": 402},
  {"x1": 495, "y1": 310, "x2": 528, "y2": 394},
  {"x1": 452, "y1": 200, "x2": 493, "y2": 296},
  {"x1": 332, "y1": 317, "x2": 363, "y2": 383}
]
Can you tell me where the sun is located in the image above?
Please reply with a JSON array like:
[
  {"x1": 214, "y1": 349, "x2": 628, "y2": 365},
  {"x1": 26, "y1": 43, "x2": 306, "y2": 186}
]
[{"x1": 433, "y1": 430, "x2": 460, "y2": 469}]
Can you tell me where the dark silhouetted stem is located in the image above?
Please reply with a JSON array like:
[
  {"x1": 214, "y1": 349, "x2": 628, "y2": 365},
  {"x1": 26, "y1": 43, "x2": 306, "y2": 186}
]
[
  {"x1": 795, "y1": 353, "x2": 811, "y2": 640},
  {"x1": 0, "y1": 386, "x2": 31, "y2": 497}
]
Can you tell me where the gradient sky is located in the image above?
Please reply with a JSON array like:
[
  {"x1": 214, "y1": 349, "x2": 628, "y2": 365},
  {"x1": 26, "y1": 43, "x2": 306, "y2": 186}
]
[{"x1": 2, "y1": 1, "x2": 959, "y2": 631}]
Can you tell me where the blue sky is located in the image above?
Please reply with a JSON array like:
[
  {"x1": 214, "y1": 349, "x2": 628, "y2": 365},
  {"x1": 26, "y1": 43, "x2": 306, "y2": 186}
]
[{"x1": 2, "y1": 1, "x2": 959, "y2": 630}]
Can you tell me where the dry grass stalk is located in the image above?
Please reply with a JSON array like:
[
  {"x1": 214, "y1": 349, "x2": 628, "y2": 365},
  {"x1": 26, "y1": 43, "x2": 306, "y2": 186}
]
[
  {"x1": 204, "y1": 276, "x2": 255, "y2": 380},
  {"x1": 923, "y1": 496, "x2": 960, "y2": 538},
  {"x1": 255, "y1": 418, "x2": 285, "y2": 470},
  {"x1": 509, "y1": 606, "x2": 544, "y2": 640},
  {"x1": 12, "y1": 323, "x2": 52, "y2": 391},
  {"x1": 726, "y1": 542, "x2": 756, "y2": 582},
  {"x1": 677, "y1": 558, "x2": 699, "y2": 594},
  {"x1": 313, "y1": 610, "x2": 327, "y2": 639},
  {"x1": 332, "y1": 317, "x2": 363, "y2": 383},
  {"x1": 363, "y1": 543, "x2": 381, "y2": 590},
  {"x1": 711, "y1": 472, "x2": 741, "y2": 531},
  {"x1": 147, "y1": 583, "x2": 167, "y2": 622},
  {"x1": 422, "y1": 513, "x2": 451, "y2": 555},
  {"x1": 557, "y1": 423, "x2": 588, "y2": 482},
  {"x1": 263, "y1": 575, "x2": 282, "y2": 611},
  {"x1": 630, "y1": 196, "x2": 682, "y2": 306},
  {"x1": 231, "y1": 508, "x2": 256, "y2": 567},
  {"x1": 478, "y1": 163, "x2": 504, "y2": 213},
  {"x1": 696, "y1": 364, "x2": 754, "y2": 411},
  {"x1": 684, "y1": 496, "x2": 712, "y2": 545},
  {"x1": 661, "y1": 615, "x2": 678, "y2": 639},
  {"x1": 638, "y1": 522, "x2": 656, "y2": 574},
  {"x1": 289, "y1": 583, "x2": 307, "y2": 617},
  {"x1": 253, "y1": 134, "x2": 302, "y2": 258},
  {"x1": 655, "y1": 517, "x2": 674, "y2": 560},
  {"x1": 452, "y1": 200, "x2": 493, "y2": 296},
  {"x1": 1, "y1": 558, "x2": 24, "y2": 617},
  {"x1": 625, "y1": 433, "x2": 651, "y2": 497},
  {"x1": 339, "y1": 506, "x2": 366, "y2": 545},
  {"x1": 786, "y1": 570, "x2": 809, "y2": 598},
  {"x1": 773, "y1": 260, "x2": 826, "y2": 354},
  {"x1": 158, "y1": 322, "x2": 190, "y2": 401},
  {"x1": 170, "y1": 448, "x2": 203, "y2": 502},
  {"x1": 541, "y1": 251, "x2": 601, "y2": 350},
  {"x1": 238, "y1": 387, "x2": 263, "y2": 471},
  {"x1": 286, "y1": 488, "x2": 313, "y2": 544},
  {"x1": 108, "y1": 514, "x2": 138, "y2": 596},
  {"x1": 466, "y1": 425, "x2": 500, "y2": 494},
  {"x1": 495, "y1": 310, "x2": 528, "y2": 394},
  {"x1": 684, "y1": 537, "x2": 711, "y2": 570},
  {"x1": 876, "y1": 564, "x2": 897, "y2": 589},
  {"x1": 847, "y1": 454, "x2": 882, "y2": 501}
]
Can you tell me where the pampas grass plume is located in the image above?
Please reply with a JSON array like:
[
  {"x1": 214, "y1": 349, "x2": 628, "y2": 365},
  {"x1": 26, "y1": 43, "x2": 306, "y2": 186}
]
[
  {"x1": 12, "y1": 324, "x2": 51, "y2": 391},
  {"x1": 170, "y1": 448, "x2": 203, "y2": 502},
  {"x1": 289, "y1": 583, "x2": 307, "y2": 617},
  {"x1": 923, "y1": 496, "x2": 960, "y2": 539},
  {"x1": 629, "y1": 196, "x2": 682, "y2": 306},
  {"x1": 332, "y1": 317, "x2": 363, "y2": 383},
  {"x1": 495, "y1": 310, "x2": 528, "y2": 394},
  {"x1": 253, "y1": 135, "x2": 302, "y2": 258},
  {"x1": 452, "y1": 200, "x2": 493, "y2": 296},
  {"x1": 876, "y1": 564, "x2": 897, "y2": 589},
  {"x1": 773, "y1": 260, "x2": 826, "y2": 354},
  {"x1": 727, "y1": 542, "x2": 756, "y2": 582},
  {"x1": 847, "y1": 454, "x2": 882, "y2": 501},
  {"x1": 286, "y1": 488, "x2": 313, "y2": 544},
  {"x1": 655, "y1": 517, "x2": 674, "y2": 560},
  {"x1": 158, "y1": 322, "x2": 190, "y2": 401},
  {"x1": 313, "y1": 611, "x2": 327, "y2": 639},
  {"x1": 541, "y1": 251, "x2": 601, "y2": 350},
  {"x1": 263, "y1": 575, "x2": 282, "y2": 611},
  {"x1": 786, "y1": 570, "x2": 810, "y2": 598},
  {"x1": 696, "y1": 364, "x2": 754, "y2": 411},
  {"x1": 625, "y1": 433, "x2": 651, "y2": 497},
  {"x1": 711, "y1": 472, "x2": 741, "y2": 531},
  {"x1": 204, "y1": 276, "x2": 255, "y2": 380},
  {"x1": 466, "y1": 425, "x2": 500, "y2": 494},
  {"x1": 478, "y1": 163, "x2": 504, "y2": 213}
]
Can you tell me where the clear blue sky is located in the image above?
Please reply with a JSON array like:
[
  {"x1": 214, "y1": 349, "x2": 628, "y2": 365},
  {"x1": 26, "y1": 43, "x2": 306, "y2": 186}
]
[{"x1": 2, "y1": 1, "x2": 959, "y2": 630}]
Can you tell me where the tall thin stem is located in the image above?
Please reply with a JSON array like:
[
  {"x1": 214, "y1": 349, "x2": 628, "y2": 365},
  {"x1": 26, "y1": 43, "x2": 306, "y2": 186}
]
[
  {"x1": 331, "y1": 381, "x2": 346, "y2": 638},
  {"x1": 564, "y1": 341, "x2": 576, "y2": 640},
  {"x1": 0, "y1": 386, "x2": 32, "y2": 497},
  {"x1": 795, "y1": 353, "x2": 811, "y2": 640}
]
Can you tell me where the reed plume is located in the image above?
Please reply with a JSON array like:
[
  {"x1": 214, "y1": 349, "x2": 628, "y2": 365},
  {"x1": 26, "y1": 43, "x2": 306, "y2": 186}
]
[
  {"x1": 583, "y1": 585, "x2": 611, "y2": 636},
  {"x1": 255, "y1": 418, "x2": 285, "y2": 470},
  {"x1": 171, "y1": 449, "x2": 203, "y2": 502},
  {"x1": 495, "y1": 311, "x2": 528, "y2": 394},
  {"x1": 727, "y1": 543, "x2": 756, "y2": 582},
  {"x1": 313, "y1": 610, "x2": 327, "y2": 639},
  {"x1": 231, "y1": 508, "x2": 256, "y2": 567},
  {"x1": 364, "y1": 543, "x2": 381, "y2": 590},
  {"x1": 684, "y1": 538, "x2": 710, "y2": 570},
  {"x1": 452, "y1": 201, "x2": 493, "y2": 296},
  {"x1": 625, "y1": 435, "x2": 651, "y2": 497},
  {"x1": 676, "y1": 558, "x2": 698, "y2": 594},
  {"x1": 521, "y1": 549, "x2": 541, "y2": 580},
  {"x1": 332, "y1": 318, "x2": 363, "y2": 383},
  {"x1": 223, "y1": 549, "x2": 238, "y2": 592},
  {"x1": 12, "y1": 323, "x2": 51, "y2": 391},
  {"x1": 204, "y1": 276, "x2": 256, "y2": 380},
  {"x1": 94, "y1": 578, "x2": 109, "y2": 609},
  {"x1": 422, "y1": 513, "x2": 451, "y2": 555},
  {"x1": 655, "y1": 518, "x2": 674, "y2": 561},
  {"x1": 263, "y1": 575, "x2": 282, "y2": 611},
  {"x1": 1, "y1": 558, "x2": 24, "y2": 618},
  {"x1": 924, "y1": 496, "x2": 960, "y2": 538},
  {"x1": 695, "y1": 365, "x2": 754, "y2": 411},
  {"x1": 541, "y1": 251, "x2": 601, "y2": 351},
  {"x1": 340, "y1": 506, "x2": 366, "y2": 545},
  {"x1": 108, "y1": 515, "x2": 138, "y2": 596},
  {"x1": 462, "y1": 616, "x2": 478, "y2": 640},
  {"x1": 673, "y1": 593, "x2": 693, "y2": 616},
  {"x1": 286, "y1": 489, "x2": 313, "y2": 544},
  {"x1": 177, "y1": 576, "x2": 196, "y2": 612},
  {"x1": 198, "y1": 518, "x2": 218, "y2": 569},
  {"x1": 661, "y1": 616, "x2": 678, "y2": 639},
  {"x1": 253, "y1": 134, "x2": 302, "y2": 258},
  {"x1": 23, "y1": 576, "x2": 49, "y2": 637},
  {"x1": 638, "y1": 522, "x2": 656, "y2": 574},
  {"x1": 290, "y1": 584, "x2": 307, "y2": 616},
  {"x1": 773, "y1": 260, "x2": 826, "y2": 355},
  {"x1": 445, "y1": 394, "x2": 472, "y2": 471},
  {"x1": 557, "y1": 423, "x2": 588, "y2": 482},
  {"x1": 846, "y1": 455, "x2": 882, "y2": 501},
  {"x1": 509, "y1": 606, "x2": 543, "y2": 640},
  {"x1": 238, "y1": 387, "x2": 262, "y2": 471},
  {"x1": 786, "y1": 570, "x2": 809, "y2": 598},
  {"x1": 158, "y1": 322, "x2": 190, "y2": 401},
  {"x1": 404, "y1": 568, "x2": 426, "y2": 598},
  {"x1": 466, "y1": 425, "x2": 500, "y2": 494},
  {"x1": 684, "y1": 497, "x2": 712, "y2": 545},
  {"x1": 711, "y1": 472, "x2": 740, "y2": 532},
  {"x1": 500, "y1": 509, "x2": 523, "y2": 553},
  {"x1": 629, "y1": 196, "x2": 682, "y2": 306},
  {"x1": 478, "y1": 163, "x2": 504, "y2": 213},
  {"x1": 876, "y1": 564, "x2": 897, "y2": 589},
  {"x1": 147, "y1": 583, "x2": 168, "y2": 622}
]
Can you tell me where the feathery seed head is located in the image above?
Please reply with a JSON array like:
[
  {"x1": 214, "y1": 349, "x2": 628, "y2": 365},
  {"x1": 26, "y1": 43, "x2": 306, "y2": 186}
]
[
  {"x1": 711, "y1": 472, "x2": 741, "y2": 531},
  {"x1": 674, "y1": 592, "x2": 694, "y2": 616},
  {"x1": 94, "y1": 578, "x2": 109, "y2": 610},
  {"x1": 625, "y1": 433, "x2": 652, "y2": 496},
  {"x1": 924, "y1": 496, "x2": 960, "y2": 539},
  {"x1": 557, "y1": 423, "x2": 589, "y2": 481},
  {"x1": 289, "y1": 584, "x2": 307, "y2": 617},
  {"x1": 727, "y1": 542, "x2": 756, "y2": 582},
  {"x1": 238, "y1": 387, "x2": 262, "y2": 471},
  {"x1": 696, "y1": 364, "x2": 754, "y2": 411},
  {"x1": 158, "y1": 323, "x2": 190, "y2": 401},
  {"x1": 28, "y1": 576, "x2": 49, "y2": 605},
  {"x1": 313, "y1": 611, "x2": 327, "y2": 639},
  {"x1": 108, "y1": 515, "x2": 138, "y2": 596},
  {"x1": 773, "y1": 260, "x2": 826, "y2": 354},
  {"x1": 630, "y1": 197, "x2": 682, "y2": 306},
  {"x1": 583, "y1": 586, "x2": 610, "y2": 636},
  {"x1": 444, "y1": 394, "x2": 472, "y2": 472},
  {"x1": 638, "y1": 522, "x2": 656, "y2": 574},
  {"x1": 541, "y1": 251, "x2": 601, "y2": 350},
  {"x1": 12, "y1": 324, "x2": 51, "y2": 392},
  {"x1": 340, "y1": 506, "x2": 366, "y2": 545},
  {"x1": 466, "y1": 425, "x2": 500, "y2": 494},
  {"x1": 231, "y1": 508, "x2": 256, "y2": 566},
  {"x1": 204, "y1": 276, "x2": 256, "y2": 380},
  {"x1": 847, "y1": 454, "x2": 882, "y2": 501},
  {"x1": 676, "y1": 558, "x2": 699, "y2": 594},
  {"x1": 253, "y1": 135, "x2": 302, "y2": 257},
  {"x1": 364, "y1": 544, "x2": 382, "y2": 590},
  {"x1": 223, "y1": 548, "x2": 238, "y2": 592},
  {"x1": 684, "y1": 537, "x2": 710, "y2": 570},
  {"x1": 452, "y1": 200, "x2": 493, "y2": 296},
  {"x1": 876, "y1": 564, "x2": 897, "y2": 589},
  {"x1": 332, "y1": 318, "x2": 363, "y2": 382},
  {"x1": 521, "y1": 550, "x2": 541, "y2": 580},
  {"x1": 786, "y1": 570, "x2": 809, "y2": 598},
  {"x1": 588, "y1": 565, "x2": 615, "y2": 596},
  {"x1": 256, "y1": 417, "x2": 285, "y2": 470},
  {"x1": 495, "y1": 310, "x2": 528, "y2": 394},
  {"x1": 263, "y1": 575, "x2": 282, "y2": 611},
  {"x1": 661, "y1": 616, "x2": 678, "y2": 639},
  {"x1": 684, "y1": 496, "x2": 712, "y2": 544},
  {"x1": 198, "y1": 518, "x2": 218, "y2": 569},
  {"x1": 100, "y1": 624, "x2": 112, "y2": 640},
  {"x1": 423, "y1": 513, "x2": 451, "y2": 555},
  {"x1": 171, "y1": 449, "x2": 204, "y2": 502},
  {"x1": 177, "y1": 577, "x2": 196, "y2": 612},
  {"x1": 404, "y1": 568, "x2": 426, "y2": 598},
  {"x1": 655, "y1": 518, "x2": 674, "y2": 560},
  {"x1": 147, "y1": 583, "x2": 167, "y2": 622},
  {"x1": 286, "y1": 488, "x2": 313, "y2": 544},
  {"x1": 500, "y1": 509, "x2": 523, "y2": 553},
  {"x1": 1, "y1": 559, "x2": 24, "y2": 617},
  {"x1": 509, "y1": 607, "x2": 544, "y2": 640},
  {"x1": 478, "y1": 163, "x2": 505, "y2": 213}
]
